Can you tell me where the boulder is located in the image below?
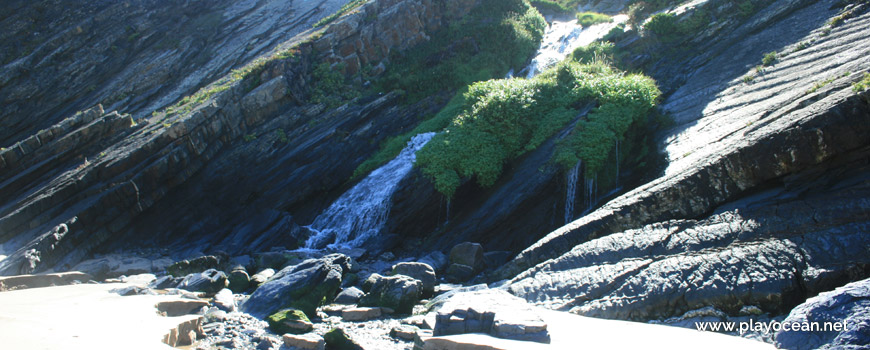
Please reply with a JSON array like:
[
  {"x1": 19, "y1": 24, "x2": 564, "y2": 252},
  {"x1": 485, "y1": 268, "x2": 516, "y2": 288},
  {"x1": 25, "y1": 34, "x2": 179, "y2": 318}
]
[
  {"x1": 283, "y1": 333, "x2": 325, "y2": 350},
  {"x1": 359, "y1": 273, "x2": 423, "y2": 314},
  {"x1": 177, "y1": 269, "x2": 227, "y2": 294},
  {"x1": 156, "y1": 300, "x2": 210, "y2": 317},
  {"x1": 250, "y1": 268, "x2": 276, "y2": 287},
  {"x1": 341, "y1": 307, "x2": 382, "y2": 322},
  {"x1": 213, "y1": 288, "x2": 236, "y2": 312},
  {"x1": 392, "y1": 262, "x2": 437, "y2": 297},
  {"x1": 419, "y1": 251, "x2": 449, "y2": 273},
  {"x1": 449, "y1": 243, "x2": 484, "y2": 271},
  {"x1": 445, "y1": 264, "x2": 475, "y2": 283},
  {"x1": 0, "y1": 272, "x2": 92, "y2": 291},
  {"x1": 775, "y1": 278, "x2": 870, "y2": 350},
  {"x1": 167, "y1": 255, "x2": 223, "y2": 277},
  {"x1": 323, "y1": 328, "x2": 363, "y2": 350},
  {"x1": 162, "y1": 316, "x2": 204, "y2": 347},
  {"x1": 266, "y1": 308, "x2": 313, "y2": 335},
  {"x1": 242, "y1": 254, "x2": 349, "y2": 318},
  {"x1": 228, "y1": 267, "x2": 251, "y2": 293},
  {"x1": 334, "y1": 286, "x2": 365, "y2": 305},
  {"x1": 149, "y1": 275, "x2": 182, "y2": 289},
  {"x1": 433, "y1": 289, "x2": 549, "y2": 344},
  {"x1": 390, "y1": 325, "x2": 419, "y2": 341}
]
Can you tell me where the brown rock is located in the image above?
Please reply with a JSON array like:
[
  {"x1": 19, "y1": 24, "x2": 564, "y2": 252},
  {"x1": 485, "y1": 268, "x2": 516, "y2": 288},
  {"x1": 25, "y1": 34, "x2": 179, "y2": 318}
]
[
  {"x1": 283, "y1": 333, "x2": 325, "y2": 350},
  {"x1": 341, "y1": 307, "x2": 382, "y2": 321}
]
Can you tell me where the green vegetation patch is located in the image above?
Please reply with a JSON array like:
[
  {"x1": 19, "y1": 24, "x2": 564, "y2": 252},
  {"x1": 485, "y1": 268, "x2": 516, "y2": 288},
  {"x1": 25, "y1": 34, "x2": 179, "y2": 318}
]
[
  {"x1": 375, "y1": 0, "x2": 546, "y2": 102},
  {"x1": 853, "y1": 72, "x2": 870, "y2": 93},
  {"x1": 577, "y1": 12, "x2": 613, "y2": 27},
  {"x1": 529, "y1": 0, "x2": 583, "y2": 13},
  {"x1": 762, "y1": 51, "x2": 777, "y2": 66},
  {"x1": 416, "y1": 58, "x2": 660, "y2": 197},
  {"x1": 266, "y1": 308, "x2": 311, "y2": 335},
  {"x1": 313, "y1": 0, "x2": 367, "y2": 28}
]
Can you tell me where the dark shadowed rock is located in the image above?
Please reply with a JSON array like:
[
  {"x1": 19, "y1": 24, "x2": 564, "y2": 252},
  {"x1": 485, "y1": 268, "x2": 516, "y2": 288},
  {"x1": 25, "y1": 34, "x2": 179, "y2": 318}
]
[
  {"x1": 359, "y1": 273, "x2": 423, "y2": 314},
  {"x1": 167, "y1": 255, "x2": 223, "y2": 277},
  {"x1": 445, "y1": 264, "x2": 476, "y2": 283},
  {"x1": 419, "y1": 251, "x2": 449, "y2": 273},
  {"x1": 334, "y1": 286, "x2": 365, "y2": 305},
  {"x1": 775, "y1": 278, "x2": 870, "y2": 350},
  {"x1": 242, "y1": 254, "x2": 349, "y2": 318},
  {"x1": 149, "y1": 275, "x2": 182, "y2": 290},
  {"x1": 392, "y1": 262, "x2": 437, "y2": 298},
  {"x1": 228, "y1": 267, "x2": 251, "y2": 293},
  {"x1": 178, "y1": 269, "x2": 227, "y2": 295},
  {"x1": 449, "y1": 242, "x2": 484, "y2": 271},
  {"x1": 323, "y1": 327, "x2": 363, "y2": 350}
]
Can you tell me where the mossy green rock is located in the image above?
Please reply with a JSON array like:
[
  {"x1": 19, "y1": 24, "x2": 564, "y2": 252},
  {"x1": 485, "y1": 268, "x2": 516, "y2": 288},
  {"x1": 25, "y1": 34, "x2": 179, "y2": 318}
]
[
  {"x1": 323, "y1": 328, "x2": 363, "y2": 350},
  {"x1": 266, "y1": 308, "x2": 312, "y2": 335}
]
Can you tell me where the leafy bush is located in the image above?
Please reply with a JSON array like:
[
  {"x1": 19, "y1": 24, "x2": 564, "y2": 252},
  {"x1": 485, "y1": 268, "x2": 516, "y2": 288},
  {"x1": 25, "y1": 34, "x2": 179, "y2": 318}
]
[
  {"x1": 310, "y1": 62, "x2": 359, "y2": 107},
  {"x1": 375, "y1": 0, "x2": 546, "y2": 101},
  {"x1": 645, "y1": 13, "x2": 679, "y2": 38},
  {"x1": 571, "y1": 42, "x2": 615, "y2": 64},
  {"x1": 762, "y1": 51, "x2": 777, "y2": 66},
  {"x1": 529, "y1": 0, "x2": 578, "y2": 13},
  {"x1": 416, "y1": 60, "x2": 660, "y2": 196},
  {"x1": 577, "y1": 12, "x2": 612, "y2": 27},
  {"x1": 853, "y1": 72, "x2": 870, "y2": 93}
]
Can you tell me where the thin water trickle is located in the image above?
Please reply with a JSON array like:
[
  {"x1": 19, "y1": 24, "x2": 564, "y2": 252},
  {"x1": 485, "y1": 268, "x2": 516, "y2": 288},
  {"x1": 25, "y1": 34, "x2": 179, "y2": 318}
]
[
  {"x1": 304, "y1": 132, "x2": 436, "y2": 249},
  {"x1": 564, "y1": 161, "x2": 582, "y2": 224}
]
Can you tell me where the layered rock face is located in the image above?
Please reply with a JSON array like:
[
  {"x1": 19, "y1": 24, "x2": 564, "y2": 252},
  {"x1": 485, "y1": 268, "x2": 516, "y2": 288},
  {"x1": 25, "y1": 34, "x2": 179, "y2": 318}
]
[
  {"x1": 0, "y1": 0, "x2": 353, "y2": 146},
  {"x1": 0, "y1": 0, "x2": 479, "y2": 275},
  {"x1": 501, "y1": 0, "x2": 870, "y2": 328}
]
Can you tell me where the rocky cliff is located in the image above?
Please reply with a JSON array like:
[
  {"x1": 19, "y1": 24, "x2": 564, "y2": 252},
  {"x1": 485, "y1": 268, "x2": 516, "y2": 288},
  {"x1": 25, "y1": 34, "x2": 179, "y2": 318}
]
[{"x1": 500, "y1": 0, "x2": 870, "y2": 326}]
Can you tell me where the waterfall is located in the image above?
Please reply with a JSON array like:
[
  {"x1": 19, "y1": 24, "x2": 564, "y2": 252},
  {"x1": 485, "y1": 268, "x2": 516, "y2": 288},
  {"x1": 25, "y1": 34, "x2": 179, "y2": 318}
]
[
  {"x1": 564, "y1": 160, "x2": 582, "y2": 224},
  {"x1": 445, "y1": 198, "x2": 452, "y2": 226},
  {"x1": 614, "y1": 139, "x2": 619, "y2": 187},
  {"x1": 521, "y1": 16, "x2": 627, "y2": 78},
  {"x1": 304, "y1": 132, "x2": 436, "y2": 249},
  {"x1": 584, "y1": 175, "x2": 597, "y2": 211}
]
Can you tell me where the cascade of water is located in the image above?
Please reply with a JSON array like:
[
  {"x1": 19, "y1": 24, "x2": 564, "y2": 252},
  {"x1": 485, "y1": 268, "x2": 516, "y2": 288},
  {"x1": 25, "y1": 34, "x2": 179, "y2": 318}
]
[
  {"x1": 445, "y1": 198, "x2": 452, "y2": 226},
  {"x1": 521, "y1": 15, "x2": 627, "y2": 78},
  {"x1": 615, "y1": 139, "x2": 619, "y2": 187},
  {"x1": 304, "y1": 132, "x2": 436, "y2": 249},
  {"x1": 564, "y1": 160, "x2": 582, "y2": 224},
  {"x1": 584, "y1": 176, "x2": 597, "y2": 210}
]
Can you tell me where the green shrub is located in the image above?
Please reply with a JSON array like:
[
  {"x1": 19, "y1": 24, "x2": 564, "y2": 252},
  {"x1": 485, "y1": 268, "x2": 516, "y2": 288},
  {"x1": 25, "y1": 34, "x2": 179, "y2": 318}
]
[
  {"x1": 529, "y1": 0, "x2": 576, "y2": 13},
  {"x1": 572, "y1": 42, "x2": 615, "y2": 64},
  {"x1": 645, "y1": 13, "x2": 679, "y2": 38},
  {"x1": 576, "y1": 12, "x2": 612, "y2": 27},
  {"x1": 375, "y1": 0, "x2": 546, "y2": 101},
  {"x1": 762, "y1": 51, "x2": 777, "y2": 66},
  {"x1": 853, "y1": 72, "x2": 870, "y2": 93},
  {"x1": 310, "y1": 62, "x2": 359, "y2": 107},
  {"x1": 416, "y1": 61, "x2": 660, "y2": 196}
]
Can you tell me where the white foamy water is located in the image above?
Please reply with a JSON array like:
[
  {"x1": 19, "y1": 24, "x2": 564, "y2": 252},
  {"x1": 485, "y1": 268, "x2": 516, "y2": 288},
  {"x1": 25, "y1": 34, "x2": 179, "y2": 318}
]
[
  {"x1": 304, "y1": 132, "x2": 436, "y2": 249},
  {"x1": 565, "y1": 160, "x2": 582, "y2": 224},
  {"x1": 523, "y1": 15, "x2": 627, "y2": 78}
]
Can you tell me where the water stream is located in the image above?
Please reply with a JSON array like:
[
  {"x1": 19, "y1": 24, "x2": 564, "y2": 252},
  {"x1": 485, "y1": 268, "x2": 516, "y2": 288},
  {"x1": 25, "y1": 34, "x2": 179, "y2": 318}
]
[
  {"x1": 304, "y1": 132, "x2": 436, "y2": 249},
  {"x1": 564, "y1": 161, "x2": 582, "y2": 224}
]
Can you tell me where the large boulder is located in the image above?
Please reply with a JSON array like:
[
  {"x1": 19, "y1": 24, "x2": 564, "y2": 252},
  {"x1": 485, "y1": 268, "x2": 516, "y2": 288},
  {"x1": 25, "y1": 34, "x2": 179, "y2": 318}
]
[
  {"x1": 177, "y1": 269, "x2": 227, "y2": 294},
  {"x1": 227, "y1": 266, "x2": 251, "y2": 293},
  {"x1": 242, "y1": 254, "x2": 350, "y2": 318},
  {"x1": 432, "y1": 289, "x2": 549, "y2": 344},
  {"x1": 775, "y1": 278, "x2": 870, "y2": 350},
  {"x1": 359, "y1": 273, "x2": 423, "y2": 314},
  {"x1": 392, "y1": 262, "x2": 437, "y2": 297}
]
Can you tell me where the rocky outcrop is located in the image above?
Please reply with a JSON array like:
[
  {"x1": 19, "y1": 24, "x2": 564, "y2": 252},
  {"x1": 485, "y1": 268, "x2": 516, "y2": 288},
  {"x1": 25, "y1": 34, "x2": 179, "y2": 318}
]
[
  {"x1": 497, "y1": 0, "x2": 870, "y2": 281},
  {"x1": 0, "y1": 0, "x2": 354, "y2": 146},
  {"x1": 433, "y1": 290, "x2": 550, "y2": 344},
  {"x1": 0, "y1": 0, "x2": 478, "y2": 276},
  {"x1": 774, "y1": 278, "x2": 870, "y2": 350},
  {"x1": 243, "y1": 254, "x2": 350, "y2": 318}
]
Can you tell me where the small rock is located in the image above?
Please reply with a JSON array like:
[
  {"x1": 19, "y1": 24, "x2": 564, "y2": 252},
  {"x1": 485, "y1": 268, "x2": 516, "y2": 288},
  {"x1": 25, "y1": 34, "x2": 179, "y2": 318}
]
[
  {"x1": 250, "y1": 268, "x2": 275, "y2": 287},
  {"x1": 445, "y1": 263, "x2": 475, "y2": 283},
  {"x1": 228, "y1": 267, "x2": 251, "y2": 293},
  {"x1": 334, "y1": 287, "x2": 364, "y2": 305},
  {"x1": 390, "y1": 325, "x2": 419, "y2": 341},
  {"x1": 266, "y1": 308, "x2": 313, "y2": 335},
  {"x1": 359, "y1": 273, "x2": 423, "y2": 314},
  {"x1": 214, "y1": 288, "x2": 236, "y2": 312},
  {"x1": 156, "y1": 300, "x2": 211, "y2": 317},
  {"x1": 323, "y1": 328, "x2": 363, "y2": 350},
  {"x1": 341, "y1": 307, "x2": 382, "y2": 322},
  {"x1": 167, "y1": 255, "x2": 223, "y2": 277},
  {"x1": 178, "y1": 269, "x2": 228, "y2": 294},
  {"x1": 283, "y1": 333, "x2": 325, "y2": 350},
  {"x1": 392, "y1": 262, "x2": 437, "y2": 298},
  {"x1": 448, "y1": 242, "x2": 484, "y2": 272},
  {"x1": 111, "y1": 285, "x2": 155, "y2": 296}
]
